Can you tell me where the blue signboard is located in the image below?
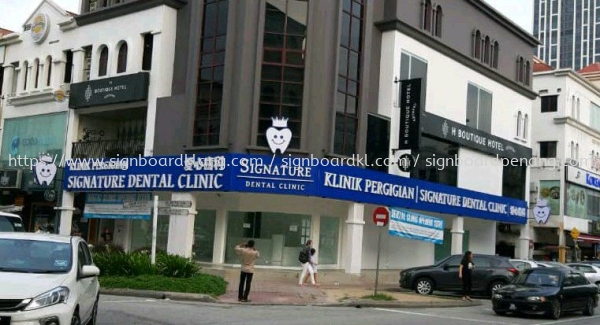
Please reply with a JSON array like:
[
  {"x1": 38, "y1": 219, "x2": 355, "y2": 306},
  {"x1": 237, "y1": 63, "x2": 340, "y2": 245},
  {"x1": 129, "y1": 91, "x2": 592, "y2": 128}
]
[
  {"x1": 83, "y1": 192, "x2": 152, "y2": 220},
  {"x1": 388, "y1": 208, "x2": 445, "y2": 244},
  {"x1": 64, "y1": 153, "x2": 528, "y2": 224}
]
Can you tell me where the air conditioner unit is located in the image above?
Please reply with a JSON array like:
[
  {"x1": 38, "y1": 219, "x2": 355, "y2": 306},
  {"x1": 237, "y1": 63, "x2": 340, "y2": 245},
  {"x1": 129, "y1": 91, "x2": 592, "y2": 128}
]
[{"x1": 565, "y1": 158, "x2": 579, "y2": 167}]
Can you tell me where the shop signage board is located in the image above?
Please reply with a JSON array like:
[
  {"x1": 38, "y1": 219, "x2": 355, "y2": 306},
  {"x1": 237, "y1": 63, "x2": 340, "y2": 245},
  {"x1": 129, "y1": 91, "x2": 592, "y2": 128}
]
[
  {"x1": 84, "y1": 192, "x2": 152, "y2": 220},
  {"x1": 398, "y1": 78, "x2": 421, "y2": 150},
  {"x1": 64, "y1": 153, "x2": 528, "y2": 224},
  {"x1": 388, "y1": 208, "x2": 445, "y2": 244},
  {"x1": 157, "y1": 208, "x2": 189, "y2": 216},
  {"x1": 158, "y1": 200, "x2": 192, "y2": 208},
  {"x1": 69, "y1": 72, "x2": 150, "y2": 109},
  {"x1": 566, "y1": 165, "x2": 600, "y2": 191}
]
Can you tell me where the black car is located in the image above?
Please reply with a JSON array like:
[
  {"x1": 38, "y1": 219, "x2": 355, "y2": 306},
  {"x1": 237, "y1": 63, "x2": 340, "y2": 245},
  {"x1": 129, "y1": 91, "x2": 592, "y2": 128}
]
[
  {"x1": 492, "y1": 268, "x2": 599, "y2": 319},
  {"x1": 399, "y1": 254, "x2": 519, "y2": 296}
]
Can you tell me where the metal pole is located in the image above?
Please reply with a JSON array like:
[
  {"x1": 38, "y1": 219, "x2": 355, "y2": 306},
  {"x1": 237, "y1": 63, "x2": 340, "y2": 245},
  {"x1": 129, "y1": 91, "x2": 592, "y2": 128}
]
[
  {"x1": 374, "y1": 227, "x2": 382, "y2": 296},
  {"x1": 151, "y1": 195, "x2": 158, "y2": 265}
]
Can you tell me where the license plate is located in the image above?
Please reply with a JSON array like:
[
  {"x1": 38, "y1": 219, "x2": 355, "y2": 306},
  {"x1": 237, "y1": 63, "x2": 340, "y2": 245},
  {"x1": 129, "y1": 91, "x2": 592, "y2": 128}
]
[
  {"x1": 509, "y1": 304, "x2": 517, "y2": 310},
  {"x1": 0, "y1": 316, "x2": 11, "y2": 325}
]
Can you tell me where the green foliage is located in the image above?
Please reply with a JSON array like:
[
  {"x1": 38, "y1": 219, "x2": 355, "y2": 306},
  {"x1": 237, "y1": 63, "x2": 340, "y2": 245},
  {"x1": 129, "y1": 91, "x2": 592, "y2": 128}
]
[
  {"x1": 156, "y1": 251, "x2": 200, "y2": 278},
  {"x1": 360, "y1": 294, "x2": 396, "y2": 301},
  {"x1": 99, "y1": 274, "x2": 227, "y2": 297},
  {"x1": 92, "y1": 250, "x2": 199, "y2": 278}
]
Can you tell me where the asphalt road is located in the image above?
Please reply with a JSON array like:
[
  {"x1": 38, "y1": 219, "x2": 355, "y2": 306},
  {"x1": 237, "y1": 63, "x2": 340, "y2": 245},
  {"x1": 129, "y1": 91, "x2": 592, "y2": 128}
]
[{"x1": 97, "y1": 295, "x2": 600, "y2": 325}]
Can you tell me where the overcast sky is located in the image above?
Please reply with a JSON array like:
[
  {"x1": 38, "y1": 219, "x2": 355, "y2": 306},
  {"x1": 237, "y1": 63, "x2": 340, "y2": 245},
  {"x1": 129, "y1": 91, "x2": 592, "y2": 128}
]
[{"x1": 0, "y1": 0, "x2": 534, "y2": 34}]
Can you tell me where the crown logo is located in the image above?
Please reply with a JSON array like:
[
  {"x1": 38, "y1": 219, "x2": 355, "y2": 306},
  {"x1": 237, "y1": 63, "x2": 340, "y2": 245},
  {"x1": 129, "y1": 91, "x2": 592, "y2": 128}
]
[
  {"x1": 271, "y1": 117, "x2": 288, "y2": 128},
  {"x1": 39, "y1": 153, "x2": 53, "y2": 163}
]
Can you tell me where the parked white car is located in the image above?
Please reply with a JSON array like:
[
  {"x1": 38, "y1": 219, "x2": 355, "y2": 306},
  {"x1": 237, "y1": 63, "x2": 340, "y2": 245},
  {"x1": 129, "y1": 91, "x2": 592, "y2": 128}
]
[
  {"x1": 0, "y1": 233, "x2": 100, "y2": 325},
  {"x1": 0, "y1": 212, "x2": 24, "y2": 232},
  {"x1": 567, "y1": 263, "x2": 600, "y2": 288},
  {"x1": 509, "y1": 259, "x2": 540, "y2": 271}
]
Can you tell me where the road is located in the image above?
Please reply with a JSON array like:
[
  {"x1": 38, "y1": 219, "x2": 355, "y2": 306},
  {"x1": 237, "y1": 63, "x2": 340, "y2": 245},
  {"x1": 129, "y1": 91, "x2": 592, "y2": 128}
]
[{"x1": 97, "y1": 295, "x2": 600, "y2": 325}]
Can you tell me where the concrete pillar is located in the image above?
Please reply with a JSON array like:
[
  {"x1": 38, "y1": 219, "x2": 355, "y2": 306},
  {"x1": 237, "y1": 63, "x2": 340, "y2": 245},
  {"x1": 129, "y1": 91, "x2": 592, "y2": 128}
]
[
  {"x1": 128, "y1": 35, "x2": 144, "y2": 72},
  {"x1": 143, "y1": 31, "x2": 163, "y2": 156},
  {"x1": 1, "y1": 64, "x2": 14, "y2": 96},
  {"x1": 558, "y1": 222, "x2": 566, "y2": 263},
  {"x1": 517, "y1": 222, "x2": 531, "y2": 259},
  {"x1": 16, "y1": 63, "x2": 26, "y2": 93},
  {"x1": 166, "y1": 192, "x2": 197, "y2": 258},
  {"x1": 52, "y1": 58, "x2": 66, "y2": 89},
  {"x1": 71, "y1": 48, "x2": 86, "y2": 83},
  {"x1": 57, "y1": 191, "x2": 75, "y2": 235},
  {"x1": 26, "y1": 64, "x2": 34, "y2": 91},
  {"x1": 343, "y1": 203, "x2": 364, "y2": 274},
  {"x1": 451, "y1": 217, "x2": 464, "y2": 255},
  {"x1": 311, "y1": 214, "x2": 321, "y2": 261},
  {"x1": 212, "y1": 209, "x2": 227, "y2": 264}
]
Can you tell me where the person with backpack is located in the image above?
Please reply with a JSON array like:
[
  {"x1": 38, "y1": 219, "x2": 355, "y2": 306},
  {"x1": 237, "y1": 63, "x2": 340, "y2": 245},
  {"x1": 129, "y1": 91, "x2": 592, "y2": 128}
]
[
  {"x1": 303, "y1": 248, "x2": 318, "y2": 285},
  {"x1": 298, "y1": 239, "x2": 316, "y2": 286}
]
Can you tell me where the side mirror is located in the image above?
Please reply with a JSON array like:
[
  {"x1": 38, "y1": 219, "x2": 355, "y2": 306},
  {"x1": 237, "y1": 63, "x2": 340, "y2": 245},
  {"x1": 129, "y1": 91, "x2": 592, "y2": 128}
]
[{"x1": 80, "y1": 265, "x2": 100, "y2": 279}]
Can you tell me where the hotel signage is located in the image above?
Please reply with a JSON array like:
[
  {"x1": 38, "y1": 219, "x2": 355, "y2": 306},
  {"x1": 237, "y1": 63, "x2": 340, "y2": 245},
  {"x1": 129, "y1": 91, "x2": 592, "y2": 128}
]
[
  {"x1": 398, "y1": 78, "x2": 421, "y2": 150},
  {"x1": 69, "y1": 72, "x2": 150, "y2": 109},
  {"x1": 64, "y1": 154, "x2": 528, "y2": 224}
]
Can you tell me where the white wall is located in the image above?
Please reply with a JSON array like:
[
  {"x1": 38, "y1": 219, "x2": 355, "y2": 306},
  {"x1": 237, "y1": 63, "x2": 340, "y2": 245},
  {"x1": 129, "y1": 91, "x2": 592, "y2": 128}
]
[
  {"x1": 465, "y1": 218, "x2": 497, "y2": 255},
  {"x1": 457, "y1": 147, "x2": 503, "y2": 195}
]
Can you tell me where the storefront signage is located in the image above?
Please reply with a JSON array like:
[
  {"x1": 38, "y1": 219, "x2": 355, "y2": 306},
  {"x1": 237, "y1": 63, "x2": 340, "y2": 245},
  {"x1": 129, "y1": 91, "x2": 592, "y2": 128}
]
[
  {"x1": 266, "y1": 117, "x2": 292, "y2": 154},
  {"x1": 30, "y1": 13, "x2": 50, "y2": 44},
  {"x1": 69, "y1": 72, "x2": 150, "y2": 109},
  {"x1": 0, "y1": 170, "x2": 22, "y2": 189},
  {"x1": 388, "y1": 208, "x2": 444, "y2": 244},
  {"x1": 64, "y1": 154, "x2": 528, "y2": 224},
  {"x1": 566, "y1": 165, "x2": 600, "y2": 191},
  {"x1": 84, "y1": 192, "x2": 152, "y2": 220},
  {"x1": 398, "y1": 78, "x2": 421, "y2": 150},
  {"x1": 420, "y1": 112, "x2": 532, "y2": 159}
]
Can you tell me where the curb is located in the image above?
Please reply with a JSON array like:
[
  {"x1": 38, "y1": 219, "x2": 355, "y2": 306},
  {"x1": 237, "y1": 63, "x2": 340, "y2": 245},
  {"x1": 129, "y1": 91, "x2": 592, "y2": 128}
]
[
  {"x1": 325, "y1": 299, "x2": 483, "y2": 308},
  {"x1": 99, "y1": 288, "x2": 218, "y2": 303}
]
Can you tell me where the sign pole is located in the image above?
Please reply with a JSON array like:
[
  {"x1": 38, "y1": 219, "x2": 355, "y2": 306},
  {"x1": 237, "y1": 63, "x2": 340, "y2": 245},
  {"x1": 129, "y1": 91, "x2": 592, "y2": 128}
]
[
  {"x1": 151, "y1": 195, "x2": 158, "y2": 265},
  {"x1": 374, "y1": 226, "x2": 382, "y2": 296}
]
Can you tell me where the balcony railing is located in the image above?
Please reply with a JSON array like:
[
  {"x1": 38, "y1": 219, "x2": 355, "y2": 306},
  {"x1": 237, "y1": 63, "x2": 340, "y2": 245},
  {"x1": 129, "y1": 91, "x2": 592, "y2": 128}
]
[{"x1": 72, "y1": 139, "x2": 145, "y2": 159}]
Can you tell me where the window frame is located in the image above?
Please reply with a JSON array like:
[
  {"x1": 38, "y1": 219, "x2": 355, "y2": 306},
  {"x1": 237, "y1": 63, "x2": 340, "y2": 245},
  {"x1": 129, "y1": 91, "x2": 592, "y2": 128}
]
[
  {"x1": 465, "y1": 83, "x2": 493, "y2": 133},
  {"x1": 541, "y1": 95, "x2": 558, "y2": 112},
  {"x1": 539, "y1": 141, "x2": 558, "y2": 158}
]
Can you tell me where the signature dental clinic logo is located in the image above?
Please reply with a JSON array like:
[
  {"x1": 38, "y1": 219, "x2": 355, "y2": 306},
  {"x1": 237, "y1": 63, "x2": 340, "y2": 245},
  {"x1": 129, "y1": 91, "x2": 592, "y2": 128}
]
[
  {"x1": 266, "y1": 117, "x2": 292, "y2": 154},
  {"x1": 533, "y1": 198, "x2": 551, "y2": 224},
  {"x1": 33, "y1": 153, "x2": 57, "y2": 186}
]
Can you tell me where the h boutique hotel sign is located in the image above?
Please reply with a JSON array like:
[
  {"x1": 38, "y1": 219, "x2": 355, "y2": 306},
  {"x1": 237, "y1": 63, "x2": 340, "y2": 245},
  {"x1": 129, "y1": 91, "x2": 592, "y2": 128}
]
[
  {"x1": 398, "y1": 78, "x2": 421, "y2": 150},
  {"x1": 69, "y1": 72, "x2": 150, "y2": 109}
]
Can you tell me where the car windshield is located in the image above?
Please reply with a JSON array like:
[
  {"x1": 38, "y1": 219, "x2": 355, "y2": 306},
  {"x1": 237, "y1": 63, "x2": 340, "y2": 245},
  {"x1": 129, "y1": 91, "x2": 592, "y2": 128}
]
[
  {"x1": 0, "y1": 216, "x2": 24, "y2": 232},
  {"x1": 513, "y1": 270, "x2": 561, "y2": 287},
  {"x1": 0, "y1": 238, "x2": 72, "y2": 273}
]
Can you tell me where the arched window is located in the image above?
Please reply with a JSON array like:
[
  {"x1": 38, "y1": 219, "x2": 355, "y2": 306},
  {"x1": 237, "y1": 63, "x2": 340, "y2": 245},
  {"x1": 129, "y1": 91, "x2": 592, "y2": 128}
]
[
  {"x1": 484, "y1": 36, "x2": 490, "y2": 64},
  {"x1": 576, "y1": 143, "x2": 579, "y2": 160},
  {"x1": 33, "y1": 59, "x2": 40, "y2": 89},
  {"x1": 525, "y1": 60, "x2": 531, "y2": 85},
  {"x1": 424, "y1": 0, "x2": 432, "y2": 32},
  {"x1": 434, "y1": 5, "x2": 442, "y2": 37},
  {"x1": 572, "y1": 95, "x2": 576, "y2": 116},
  {"x1": 493, "y1": 41, "x2": 499, "y2": 68},
  {"x1": 23, "y1": 61, "x2": 28, "y2": 90},
  {"x1": 577, "y1": 98, "x2": 581, "y2": 119},
  {"x1": 474, "y1": 30, "x2": 481, "y2": 59},
  {"x1": 523, "y1": 114, "x2": 528, "y2": 138},
  {"x1": 99, "y1": 46, "x2": 108, "y2": 77},
  {"x1": 516, "y1": 112, "x2": 522, "y2": 137},
  {"x1": 46, "y1": 56, "x2": 52, "y2": 87},
  {"x1": 518, "y1": 57, "x2": 524, "y2": 82},
  {"x1": 571, "y1": 141, "x2": 575, "y2": 158},
  {"x1": 117, "y1": 42, "x2": 128, "y2": 73}
]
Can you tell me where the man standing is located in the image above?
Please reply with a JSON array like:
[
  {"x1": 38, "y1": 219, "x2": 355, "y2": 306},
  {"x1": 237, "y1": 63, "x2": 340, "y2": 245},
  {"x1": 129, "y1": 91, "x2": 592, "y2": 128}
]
[{"x1": 235, "y1": 240, "x2": 260, "y2": 302}]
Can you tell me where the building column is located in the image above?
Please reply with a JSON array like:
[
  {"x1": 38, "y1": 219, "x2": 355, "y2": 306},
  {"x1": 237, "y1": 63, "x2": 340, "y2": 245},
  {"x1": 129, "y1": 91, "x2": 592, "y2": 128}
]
[
  {"x1": 558, "y1": 222, "x2": 566, "y2": 263},
  {"x1": 26, "y1": 64, "x2": 34, "y2": 91},
  {"x1": 52, "y1": 58, "x2": 66, "y2": 89},
  {"x1": 71, "y1": 48, "x2": 86, "y2": 83},
  {"x1": 212, "y1": 209, "x2": 227, "y2": 264},
  {"x1": 451, "y1": 217, "x2": 464, "y2": 255},
  {"x1": 57, "y1": 192, "x2": 75, "y2": 235},
  {"x1": 343, "y1": 203, "x2": 364, "y2": 274},
  {"x1": 16, "y1": 64, "x2": 26, "y2": 93},
  {"x1": 517, "y1": 223, "x2": 531, "y2": 259},
  {"x1": 1, "y1": 64, "x2": 14, "y2": 96},
  {"x1": 166, "y1": 192, "x2": 197, "y2": 258}
]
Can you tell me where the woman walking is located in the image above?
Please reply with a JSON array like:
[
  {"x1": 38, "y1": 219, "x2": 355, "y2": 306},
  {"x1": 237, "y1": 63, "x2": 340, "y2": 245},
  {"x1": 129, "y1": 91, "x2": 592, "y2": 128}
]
[{"x1": 459, "y1": 251, "x2": 474, "y2": 301}]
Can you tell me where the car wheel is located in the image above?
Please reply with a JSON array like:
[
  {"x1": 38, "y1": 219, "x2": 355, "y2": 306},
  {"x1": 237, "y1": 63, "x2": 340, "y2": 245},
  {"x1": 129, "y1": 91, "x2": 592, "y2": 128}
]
[
  {"x1": 89, "y1": 298, "x2": 99, "y2": 325},
  {"x1": 548, "y1": 300, "x2": 562, "y2": 320},
  {"x1": 71, "y1": 311, "x2": 81, "y2": 325},
  {"x1": 414, "y1": 278, "x2": 434, "y2": 295},
  {"x1": 583, "y1": 297, "x2": 595, "y2": 316},
  {"x1": 488, "y1": 281, "x2": 505, "y2": 297}
]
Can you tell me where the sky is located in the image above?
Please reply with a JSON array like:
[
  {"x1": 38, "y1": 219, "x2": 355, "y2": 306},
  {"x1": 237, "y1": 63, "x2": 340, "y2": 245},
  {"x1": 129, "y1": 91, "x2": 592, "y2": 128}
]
[{"x1": 0, "y1": 0, "x2": 534, "y2": 34}]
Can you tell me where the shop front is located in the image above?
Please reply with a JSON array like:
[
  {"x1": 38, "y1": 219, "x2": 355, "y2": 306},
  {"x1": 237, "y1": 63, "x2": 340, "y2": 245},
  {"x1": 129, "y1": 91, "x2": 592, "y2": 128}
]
[
  {"x1": 0, "y1": 112, "x2": 68, "y2": 232},
  {"x1": 62, "y1": 153, "x2": 528, "y2": 271}
]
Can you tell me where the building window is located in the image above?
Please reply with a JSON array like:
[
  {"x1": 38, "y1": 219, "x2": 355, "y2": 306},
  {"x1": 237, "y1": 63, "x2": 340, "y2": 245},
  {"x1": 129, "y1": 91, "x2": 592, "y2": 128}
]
[
  {"x1": 194, "y1": 0, "x2": 229, "y2": 147},
  {"x1": 525, "y1": 60, "x2": 531, "y2": 85},
  {"x1": 22, "y1": 61, "x2": 29, "y2": 91},
  {"x1": 98, "y1": 46, "x2": 108, "y2": 77},
  {"x1": 64, "y1": 51, "x2": 73, "y2": 83},
  {"x1": 423, "y1": 0, "x2": 432, "y2": 32},
  {"x1": 0, "y1": 66, "x2": 4, "y2": 96},
  {"x1": 142, "y1": 33, "x2": 154, "y2": 71},
  {"x1": 117, "y1": 42, "x2": 128, "y2": 73},
  {"x1": 83, "y1": 46, "x2": 92, "y2": 81},
  {"x1": 570, "y1": 141, "x2": 575, "y2": 158},
  {"x1": 33, "y1": 59, "x2": 40, "y2": 89},
  {"x1": 523, "y1": 114, "x2": 528, "y2": 139},
  {"x1": 540, "y1": 141, "x2": 557, "y2": 158},
  {"x1": 493, "y1": 41, "x2": 499, "y2": 68},
  {"x1": 466, "y1": 83, "x2": 492, "y2": 133},
  {"x1": 503, "y1": 164, "x2": 526, "y2": 200},
  {"x1": 577, "y1": 98, "x2": 581, "y2": 119},
  {"x1": 366, "y1": 114, "x2": 390, "y2": 172},
  {"x1": 516, "y1": 112, "x2": 522, "y2": 137},
  {"x1": 434, "y1": 5, "x2": 442, "y2": 37},
  {"x1": 591, "y1": 102, "x2": 600, "y2": 132},
  {"x1": 45, "y1": 56, "x2": 52, "y2": 87},
  {"x1": 484, "y1": 36, "x2": 490, "y2": 64},
  {"x1": 334, "y1": 0, "x2": 364, "y2": 156},
  {"x1": 473, "y1": 30, "x2": 481, "y2": 59},
  {"x1": 541, "y1": 95, "x2": 558, "y2": 112},
  {"x1": 576, "y1": 143, "x2": 579, "y2": 160},
  {"x1": 400, "y1": 52, "x2": 427, "y2": 113},
  {"x1": 411, "y1": 135, "x2": 458, "y2": 187}
]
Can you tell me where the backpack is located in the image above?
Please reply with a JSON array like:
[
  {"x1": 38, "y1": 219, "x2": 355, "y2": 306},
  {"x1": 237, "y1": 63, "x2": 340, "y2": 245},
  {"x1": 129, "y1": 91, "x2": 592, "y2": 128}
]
[{"x1": 298, "y1": 249, "x2": 309, "y2": 263}]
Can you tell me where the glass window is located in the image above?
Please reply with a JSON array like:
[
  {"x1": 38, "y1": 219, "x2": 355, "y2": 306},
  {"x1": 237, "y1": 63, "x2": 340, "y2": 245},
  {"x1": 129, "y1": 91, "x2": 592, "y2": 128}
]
[
  {"x1": 465, "y1": 83, "x2": 492, "y2": 133},
  {"x1": 400, "y1": 52, "x2": 427, "y2": 113},
  {"x1": 318, "y1": 216, "x2": 339, "y2": 265},
  {"x1": 225, "y1": 211, "x2": 311, "y2": 267},
  {"x1": 193, "y1": 210, "x2": 216, "y2": 262},
  {"x1": 117, "y1": 42, "x2": 128, "y2": 73},
  {"x1": 129, "y1": 217, "x2": 169, "y2": 252},
  {"x1": 541, "y1": 95, "x2": 558, "y2": 112},
  {"x1": 366, "y1": 114, "x2": 390, "y2": 172},
  {"x1": 98, "y1": 46, "x2": 108, "y2": 77},
  {"x1": 142, "y1": 33, "x2": 154, "y2": 71},
  {"x1": 539, "y1": 141, "x2": 557, "y2": 158},
  {"x1": 410, "y1": 135, "x2": 458, "y2": 187},
  {"x1": 590, "y1": 102, "x2": 600, "y2": 131},
  {"x1": 194, "y1": 0, "x2": 229, "y2": 146},
  {"x1": 503, "y1": 164, "x2": 526, "y2": 200}
]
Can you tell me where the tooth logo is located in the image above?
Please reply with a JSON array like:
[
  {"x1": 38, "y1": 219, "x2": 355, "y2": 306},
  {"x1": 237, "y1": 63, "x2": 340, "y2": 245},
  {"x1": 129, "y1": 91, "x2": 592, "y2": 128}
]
[
  {"x1": 533, "y1": 198, "x2": 551, "y2": 225},
  {"x1": 33, "y1": 153, "x2": 57, "y2": 186},
  {"x1": 266, "y1": 117, "x2": 292, "y2": 154}
]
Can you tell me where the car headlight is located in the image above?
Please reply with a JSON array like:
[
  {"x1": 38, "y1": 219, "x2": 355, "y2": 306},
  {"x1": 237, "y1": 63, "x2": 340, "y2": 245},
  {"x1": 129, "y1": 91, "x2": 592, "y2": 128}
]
[
  {"x1": 493, "y1": 294, "x2": 503, "y2": 299},
  {"x1": 526, "y1": 296, "x2": 546, "y2": 302},
  {"x1": 24, "y1": 287, "x2": 70, "y2": 311}
]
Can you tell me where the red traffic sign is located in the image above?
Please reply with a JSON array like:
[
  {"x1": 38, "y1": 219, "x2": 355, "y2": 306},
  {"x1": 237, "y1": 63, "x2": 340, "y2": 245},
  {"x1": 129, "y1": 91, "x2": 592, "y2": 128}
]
[{"x1": 373, "y1": 207, "x2": 389, "y2": 227}]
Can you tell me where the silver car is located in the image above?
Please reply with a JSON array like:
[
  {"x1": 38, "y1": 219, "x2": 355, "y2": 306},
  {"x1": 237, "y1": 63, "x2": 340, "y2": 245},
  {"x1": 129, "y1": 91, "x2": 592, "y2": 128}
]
[{"x1": 567, "y1": 263, "x2": 600, "y2": 288}]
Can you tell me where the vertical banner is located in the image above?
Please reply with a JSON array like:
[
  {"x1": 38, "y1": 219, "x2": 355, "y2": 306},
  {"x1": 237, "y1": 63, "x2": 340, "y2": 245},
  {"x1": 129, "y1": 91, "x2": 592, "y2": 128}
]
[
  {"x1": 398, "y1": 78, "x2": 421, "y2": 150},
  {"x1": 388, "y1": 208, "x2": 445, "y2": 244}
]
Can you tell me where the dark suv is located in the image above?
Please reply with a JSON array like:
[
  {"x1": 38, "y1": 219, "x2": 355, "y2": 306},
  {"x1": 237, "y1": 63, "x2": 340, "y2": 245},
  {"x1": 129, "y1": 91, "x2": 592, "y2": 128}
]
[{"x1": 400, "y1": 254, "x2": 519, "y2": 296}]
